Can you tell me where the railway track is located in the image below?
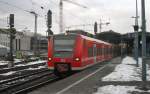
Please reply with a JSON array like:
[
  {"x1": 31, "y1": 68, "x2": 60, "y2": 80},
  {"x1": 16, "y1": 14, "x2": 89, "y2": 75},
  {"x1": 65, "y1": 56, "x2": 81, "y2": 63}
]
[
  {"x1": 0, "y1": 58, "x2": 43, "y2": 69},
  {"x1": 13, "y1": 75, "x2": 59, "y2": 94},
  {"x1": 0, "y1": 68, "x2": 49, "y2": 85},
  {"x1": 0, "y1": 69, "x2": 58, "y2": 94},
  {"x1": 0, "y1": 62, "x2": 46, "y2": 74}
]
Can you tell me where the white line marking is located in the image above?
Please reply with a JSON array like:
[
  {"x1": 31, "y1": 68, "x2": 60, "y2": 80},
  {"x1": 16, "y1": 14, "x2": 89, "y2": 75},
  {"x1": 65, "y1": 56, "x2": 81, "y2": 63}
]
[{"x1": 56, "y1": 65, "x2": 107, "y2": 94}]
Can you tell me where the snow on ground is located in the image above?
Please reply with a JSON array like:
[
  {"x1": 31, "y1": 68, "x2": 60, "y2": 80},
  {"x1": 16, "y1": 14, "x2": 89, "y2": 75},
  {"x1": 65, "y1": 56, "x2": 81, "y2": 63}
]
[
  {"x1": 25, "y1": 66, "x2": 46, "y2": 70},
  {"x1": 14, "y1": 59, "x2": 23, "y2": 63},
  {"x1": 0, "y1": 71, "x2": 16, "y2": 76},
  {"x1": 15, "y1": 64, "x2": 26, "y2": 67},
  {"x1": 102, "y1": 56, "x2": 150, "y2": 81},
  {"x1": 15, "y1": 60, "x2": 46, "y2": 66},
  {"x1": 121, "y1": 56, "x2": 136, "y2": 65},
  {"x1": 0, "y1": 60, "x2": 46, "y2": 67},
  {"x1": 94, "y1": 85, "x2": 150, "y2": 94},
  {"x1": 0, "y1": 65, "x2": 46, "y2": 76},
  {"x1": 27, "y1": 60, "x2": 46, "y2": 65},
  {"x1": 0, "y1": 59, "x2": 23, "y2": 65},
  {"x1": 0, "y1": 60, "x2": 46, "y2": 76},
  {"x1": 0, "y1": 61, "x2": 8, "y2": 65}
]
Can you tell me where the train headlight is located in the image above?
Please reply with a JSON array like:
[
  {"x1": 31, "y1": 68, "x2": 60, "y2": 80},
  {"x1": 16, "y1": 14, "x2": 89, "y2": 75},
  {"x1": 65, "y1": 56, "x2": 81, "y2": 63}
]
[
  {"x1": 48, "y1": 58, "x2": 52, "y2": 61},
  {"x1": 75, "y1": 58, "x2": 80, "y2": 61}
]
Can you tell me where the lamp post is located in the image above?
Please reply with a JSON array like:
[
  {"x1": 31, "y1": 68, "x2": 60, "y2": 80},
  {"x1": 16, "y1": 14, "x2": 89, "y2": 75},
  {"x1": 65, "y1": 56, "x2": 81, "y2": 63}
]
[
  {"x1": 132, "y1": 0, "x2": 139, "y2": 67},
  {"x1": 141, "y1": 0, "x2": 147, "y2": 82},
  {"x1": 30, "y1": 11, "x2": 38, "y2": 56}
]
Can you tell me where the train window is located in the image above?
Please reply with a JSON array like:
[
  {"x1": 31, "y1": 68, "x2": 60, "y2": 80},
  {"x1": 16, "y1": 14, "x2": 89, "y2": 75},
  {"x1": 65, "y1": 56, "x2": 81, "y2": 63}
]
[
  {"x1": 102, "y1": 48, "x2": 104, "y2": 55},
  {"x1": 97, "y1": 48, "x2": 99, "y2": 56},
  {"x1": 104, "y1": 48, "x2": 106, "y2": 55},
  {"x1": 96, "y1": 48, "x2": 99, "y2": 56},
  {"x1": 55, "y1": 40, "x2": 74, "y2": 46},
  {"x1": 106, "y1": 48, "x2": 108, "y2": 55},
  {"x1": 100, "y1": 48, "x2": 102, "y2": 55},
  {"x1": 99, "y1": 48, "x2": 101, "y2": 55},
  {"x1": 88, "y1": 47, "x2": 93, "y2": 57},
  {"x1": 98, "y1": 48, "x2": 102, "y2": 56},
  {"x1": 101, "y1": 48, "x2": 102, "y2": 55},
  {"x1": 105, "y1": 48, "x2": 106, "y2": 55},
  {"x1": 54, "y1": 35, "x2": 76, "y2": 58},
  {"x1": 83, "y1": 39, "x2": 86, "y2": 48}
]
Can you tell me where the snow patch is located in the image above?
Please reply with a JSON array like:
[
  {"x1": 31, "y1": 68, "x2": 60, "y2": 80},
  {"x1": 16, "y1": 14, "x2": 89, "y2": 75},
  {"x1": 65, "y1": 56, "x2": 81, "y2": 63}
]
[
  {"x1": 122, "y1": 56, "x2": 136, "y2": 65},
  {"x1": 94, "y1": 85, "x2": 150, "y2": 94},
  {"x1": 13, "y1": 60, "x2": 46, "y2": 67},
  {"x1": 0, "y1": 71, "x2": 16, "y2": 76},
  {"x1": 0, "y1": 62, "x2": 8, "y2": 65},
  {"x1": 102, "y1": 56, "x2": 150, "y2": 81},
  {"x1": 25, "y1": 66, "x2": 46, "y2": 70},
  {"x1": 14, "y1": 59, "x2": 23, "y2": 63},
  {"x1": 15, "y1": 64, "x2": 26, "y2": 67},
  {"x1": 102, "y1": 64, "x2": 141, "y2": 81},
  {"x1": 27, "y1": 60, "x2": 46, "y2": 65}
]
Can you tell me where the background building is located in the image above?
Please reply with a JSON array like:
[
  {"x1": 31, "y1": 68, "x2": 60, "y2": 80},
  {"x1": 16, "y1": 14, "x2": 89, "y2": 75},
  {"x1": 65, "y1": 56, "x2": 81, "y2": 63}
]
[
  {"x1": 0, "y1": 28, "x2": 48, "y2": 58},
  {"x1": 0, "y1": 29, "x2": 10, "y2": 48}
]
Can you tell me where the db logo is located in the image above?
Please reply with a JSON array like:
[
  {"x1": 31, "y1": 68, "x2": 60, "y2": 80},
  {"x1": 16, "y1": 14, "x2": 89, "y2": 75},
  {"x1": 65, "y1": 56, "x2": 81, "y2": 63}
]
[{"x1": 61, "y1": 59, "x2": 65, "y2": 62}]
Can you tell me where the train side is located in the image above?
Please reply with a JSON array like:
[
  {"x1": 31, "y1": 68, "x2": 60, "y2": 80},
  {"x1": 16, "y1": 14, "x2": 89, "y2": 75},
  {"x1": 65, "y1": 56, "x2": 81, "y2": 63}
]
[{"x1": 47, "y1": 34, "x2": 113, "y2": 74}]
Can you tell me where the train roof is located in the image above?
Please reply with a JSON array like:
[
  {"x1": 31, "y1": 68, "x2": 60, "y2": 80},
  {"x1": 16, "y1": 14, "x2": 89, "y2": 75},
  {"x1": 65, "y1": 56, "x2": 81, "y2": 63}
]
[
  {"x1": 53, "y1": 33, "x2": 112, "y2": 45},
  {"x1": 80, "y1": 34, "x2": 112, "y2": 45}
]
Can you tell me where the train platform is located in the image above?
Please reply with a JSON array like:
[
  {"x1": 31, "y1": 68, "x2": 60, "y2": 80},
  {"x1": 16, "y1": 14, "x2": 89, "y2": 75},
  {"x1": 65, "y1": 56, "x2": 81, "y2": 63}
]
[{"x1": 29, "y1": 57, "x2": 121, "y2": 94}]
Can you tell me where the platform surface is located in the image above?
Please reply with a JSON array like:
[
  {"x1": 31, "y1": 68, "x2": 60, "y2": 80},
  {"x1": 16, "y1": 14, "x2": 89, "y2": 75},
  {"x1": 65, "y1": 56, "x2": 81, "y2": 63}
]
[{"x1": 29, "y1": 57, "x2": 121, "y2": 94}]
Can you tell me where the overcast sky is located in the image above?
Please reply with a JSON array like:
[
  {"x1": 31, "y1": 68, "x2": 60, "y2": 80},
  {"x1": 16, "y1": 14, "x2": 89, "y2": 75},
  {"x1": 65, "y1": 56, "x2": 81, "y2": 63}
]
[{"x1": 0, "y1": 0, "x2": 150, "y2": 35}]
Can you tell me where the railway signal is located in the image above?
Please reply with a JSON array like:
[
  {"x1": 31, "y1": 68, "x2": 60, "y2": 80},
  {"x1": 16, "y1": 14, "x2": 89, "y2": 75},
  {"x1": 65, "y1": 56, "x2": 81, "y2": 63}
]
[
  {"x1": 47, "y1": 10, "x2": 53, "y2": 35},
  {"x1": 8, "y1": 14, "x2": 15, "y2": 68},
  {"x1": 94, "y1": 22, "x2": 98, "y2": 35}
]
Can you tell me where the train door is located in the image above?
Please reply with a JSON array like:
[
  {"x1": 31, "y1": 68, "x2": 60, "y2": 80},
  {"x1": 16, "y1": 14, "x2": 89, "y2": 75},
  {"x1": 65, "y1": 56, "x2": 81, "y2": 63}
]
[{"x1": 93, "y1": 44, "x2": 97, "y2": 63}]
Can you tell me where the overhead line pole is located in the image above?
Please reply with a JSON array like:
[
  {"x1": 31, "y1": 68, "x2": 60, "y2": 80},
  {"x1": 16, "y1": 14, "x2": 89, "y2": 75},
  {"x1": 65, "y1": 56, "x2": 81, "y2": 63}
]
[
  {"x1": 141, "y1": 0, "x2": 147, "y2": 81},
  {"x1": 133, "y1": 0, "x2": 139, "y2": 67},
  {"x1": 59, "y1": 0, "x2": 87, "y2": 34},
  {"x1": 30, "y1": 11, "x2": 38, "y2": 55},
  {"x1": 135, "y1": 0, "x2": 139, "y2": 67},
  {"x1": 59, "y1": 0, "x2": 63, "y2": 33}
]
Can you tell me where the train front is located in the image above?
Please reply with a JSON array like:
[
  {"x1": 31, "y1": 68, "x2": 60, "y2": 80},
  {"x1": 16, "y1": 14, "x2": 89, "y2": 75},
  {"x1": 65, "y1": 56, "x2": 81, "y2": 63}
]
[{"x1": 47, "y1": 34, "x2": 81, "y2": 74}]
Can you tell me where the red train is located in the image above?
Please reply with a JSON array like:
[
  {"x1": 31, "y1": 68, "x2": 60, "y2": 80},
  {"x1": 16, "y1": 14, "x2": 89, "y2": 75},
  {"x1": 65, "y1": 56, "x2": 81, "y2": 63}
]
[{"x1": 47, "y1": 33, "x2": 113, "y2": 75}]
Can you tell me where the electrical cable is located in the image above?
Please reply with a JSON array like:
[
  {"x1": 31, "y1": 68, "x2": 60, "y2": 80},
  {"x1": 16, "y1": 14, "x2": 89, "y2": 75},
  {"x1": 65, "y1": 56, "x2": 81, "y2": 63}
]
[{"x1": 50, "y1": 0, "x2": 89, "y2": 25}]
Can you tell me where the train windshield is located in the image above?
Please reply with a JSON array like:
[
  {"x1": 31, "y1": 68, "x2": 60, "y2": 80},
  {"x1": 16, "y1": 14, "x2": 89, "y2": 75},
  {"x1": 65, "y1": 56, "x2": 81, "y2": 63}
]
[{"x1": 54, "y1": 35, "x2": 76, "y2": 57}]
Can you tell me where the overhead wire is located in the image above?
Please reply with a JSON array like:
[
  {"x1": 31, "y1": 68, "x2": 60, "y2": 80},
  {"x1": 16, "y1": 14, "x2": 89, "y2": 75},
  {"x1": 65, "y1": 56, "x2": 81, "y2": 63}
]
[
  {"x1": 0, "y1": 0, "x2": 29, "y2": 13},
  {"x1": 0, "y1": 16, "x2": 31, "y2": 30},
  {"x1": 50, "y1": 0, "x2": 89, "y2": 26},
  {"x1": 0, "y1": 0, "x2": 88, "y2": 24},
  {"x1": 50, "y1": 0, "x2": 95, "y2": 32},
  {"x1": 0, "y1": 0, "x2": 93, "y2": 32},
  {"x1": 0, "y1": 0, "x2": 46, "y2": 18},
  {"x1": 0, "y1": 0, "x2": 48, "y2": 31}
]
